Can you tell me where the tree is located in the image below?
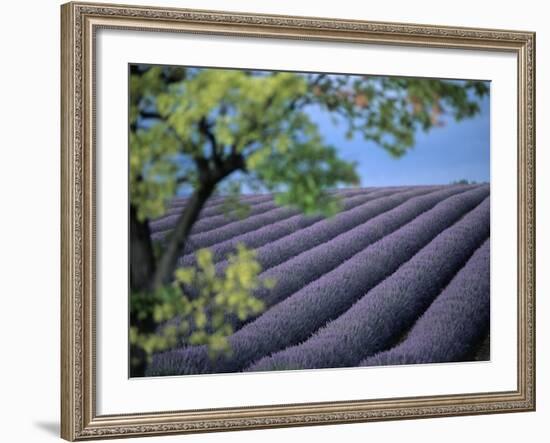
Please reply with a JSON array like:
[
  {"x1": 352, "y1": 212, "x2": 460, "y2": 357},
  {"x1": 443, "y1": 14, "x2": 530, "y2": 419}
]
[
  {"x1": 130, "y1": 65, "x2": 488, "y2": 292},
  {"x1": 129, "y1": 65, "x2": 488, "y2": 375}
]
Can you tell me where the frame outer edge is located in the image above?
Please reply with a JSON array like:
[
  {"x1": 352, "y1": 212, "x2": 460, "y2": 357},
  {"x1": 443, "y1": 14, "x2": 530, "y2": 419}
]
[
  {"x1": 532, "y1": 31, "x2": 536, "y2": 411},
  {"x1": 60, "y1": 1, "x2": 536, "y2": 439},
  {"x1": 517, "y1": 31, "x2": 536, "y2": 411},
  {"x1": 61, "y1": 2, "x2": 78, "y2": 441},
  {"x1": 527, "y1": 31, "x2": 536, "y2": 411}
]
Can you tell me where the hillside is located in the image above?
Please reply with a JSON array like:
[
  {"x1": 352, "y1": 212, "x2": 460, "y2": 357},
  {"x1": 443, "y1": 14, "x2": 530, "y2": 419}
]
[{"x1": 146, "y1": 184, "x2": 490, "y2": 376}]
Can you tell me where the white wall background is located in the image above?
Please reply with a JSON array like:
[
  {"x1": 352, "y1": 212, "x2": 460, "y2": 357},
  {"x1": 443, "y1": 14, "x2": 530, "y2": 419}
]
[{"x1": 0, "y1": 0, "x2": 546, "y2": 442}]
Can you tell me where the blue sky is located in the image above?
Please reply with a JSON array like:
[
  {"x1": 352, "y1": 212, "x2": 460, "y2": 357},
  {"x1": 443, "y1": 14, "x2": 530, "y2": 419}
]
[{"x1": 307, "y1": 92, "x2": 490, "y2": 187}]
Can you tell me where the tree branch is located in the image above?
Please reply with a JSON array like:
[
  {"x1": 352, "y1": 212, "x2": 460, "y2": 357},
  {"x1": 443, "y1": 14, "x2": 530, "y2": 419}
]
[
  {"x1": 130, "y1": 201, "x2": 156, "y2": 292},
  {"x1": 150, "y1": 182, "x2": 215, "y2": 290},
  {"x1": 198, "y1": 117, "x2": 222, "y2": 168},
  {"x1": 151, "y1": 150, "x2": 245, "y2": 290},
  {"x1": 288, "y1": 73, "x2": 327, "y2": 111},
  {"x1": 139, "y1": 110, "x2": 163, "y2": 120}
]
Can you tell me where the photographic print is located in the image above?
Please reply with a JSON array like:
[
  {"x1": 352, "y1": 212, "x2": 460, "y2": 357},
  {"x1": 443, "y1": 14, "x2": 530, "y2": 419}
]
[{"x1": 128, "y1": 64, "x2": 491, "y2": 378}]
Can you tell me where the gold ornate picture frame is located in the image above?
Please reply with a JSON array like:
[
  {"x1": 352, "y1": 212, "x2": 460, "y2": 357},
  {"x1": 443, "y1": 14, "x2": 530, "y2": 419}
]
[{"x1": 61, "y1": 1, "x2": 536, "y2": 440}]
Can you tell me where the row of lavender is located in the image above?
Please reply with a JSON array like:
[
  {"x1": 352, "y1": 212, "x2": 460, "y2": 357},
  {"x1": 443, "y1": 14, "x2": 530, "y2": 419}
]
[
  {"x1": 146, "y1": 184, "x2": 490, "y2": 376},
  {"x1": 151, "y1": 187, "x2": 380, "y2": 237}
]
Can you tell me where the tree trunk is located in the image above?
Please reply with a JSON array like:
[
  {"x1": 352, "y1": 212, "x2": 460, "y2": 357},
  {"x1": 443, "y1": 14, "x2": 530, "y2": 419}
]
[
  {"x1": 151, "y1": 183, "x2": 215, "y2": 290},
  {"x1": 129, "y1": 204, "x2": 156, "y2": 292}
]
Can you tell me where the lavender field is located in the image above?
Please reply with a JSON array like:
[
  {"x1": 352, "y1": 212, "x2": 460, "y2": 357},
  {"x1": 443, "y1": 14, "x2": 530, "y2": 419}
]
[{"x1": 146, "y1": 184, "x2": 490, "y2": 377}]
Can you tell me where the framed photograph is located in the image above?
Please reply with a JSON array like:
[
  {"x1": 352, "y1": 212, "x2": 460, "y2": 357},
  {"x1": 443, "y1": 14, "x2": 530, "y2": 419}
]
[{"x1": 61, "y1": 1, "x2": 536, "y2": 440}]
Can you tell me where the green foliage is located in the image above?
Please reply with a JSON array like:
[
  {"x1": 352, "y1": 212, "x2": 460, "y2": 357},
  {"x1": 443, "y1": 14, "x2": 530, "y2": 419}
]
[
  {"x1": 305, "y1": 75, "x2": 489, "y2": 158},
  {"x1": 251, "y1": 132, "x2": 359, "y2": 216},
  {"x1": 129, "y1": 66, "x2": 488, "y2": 222},
  {"x1": 130, "y1": 244, "x2": 272, "y2": 366},
  {"x1": 129, "y1": 67, "x2": 361, "y2": 220},
  {"x1": 130, "y1": 123, "x2": 181, "y2": 221},
  {"x1": 238, "y1": 106, "x2": 360, "y2": 216}
]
